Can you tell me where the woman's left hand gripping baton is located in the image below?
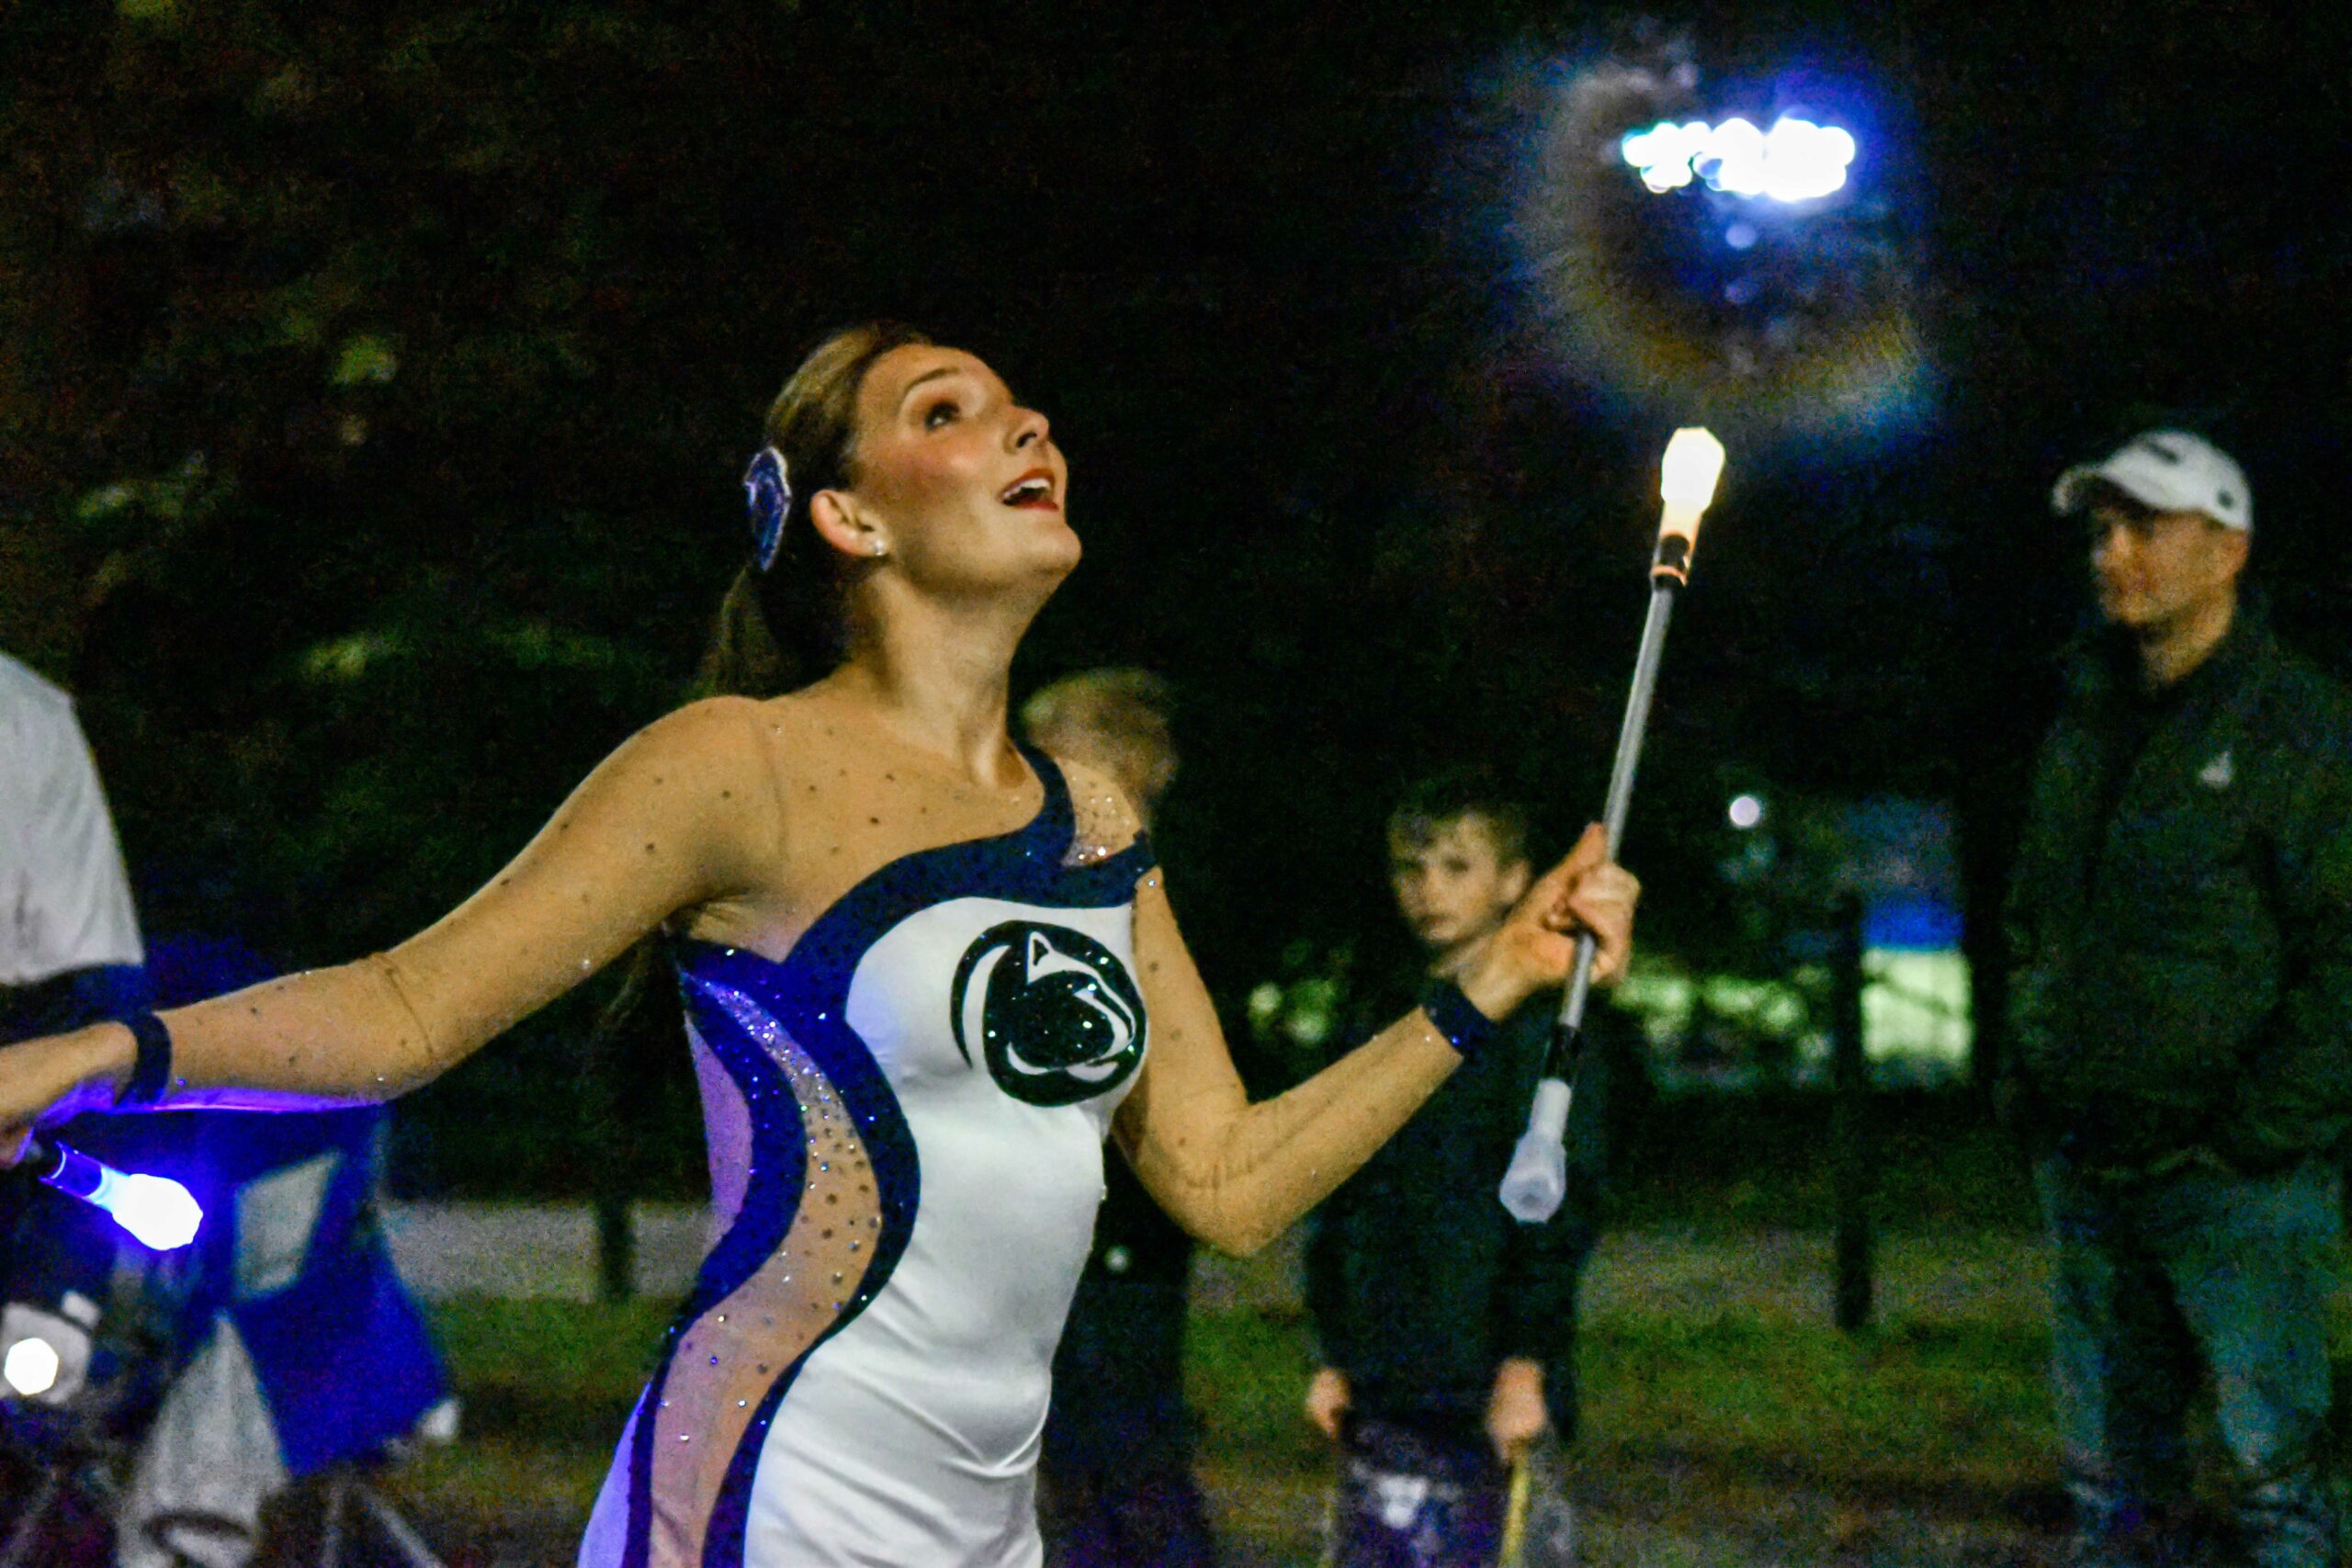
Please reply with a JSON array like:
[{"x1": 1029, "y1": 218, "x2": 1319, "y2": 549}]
[{"x1": 1476, "y1": 824, "x2": 1640, "y2": 1008}]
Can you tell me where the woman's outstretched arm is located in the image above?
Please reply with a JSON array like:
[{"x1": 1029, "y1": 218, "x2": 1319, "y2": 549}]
[
  {"x1": 1, "y1": 697, "x2": 786, "y2": 1141},
  {"x1": 1114, "y1": 827, "x2": 1636, "y2": 1256}
]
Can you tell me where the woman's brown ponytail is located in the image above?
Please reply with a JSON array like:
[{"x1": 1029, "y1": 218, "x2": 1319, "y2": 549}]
[{"x1": 588, "y1": 324, "x2": 933, "y2": 1284}]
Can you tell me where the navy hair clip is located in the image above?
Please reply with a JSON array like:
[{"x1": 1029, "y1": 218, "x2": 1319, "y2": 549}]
[{"x1": 743, "y1": 446, "x2": 793, "y2": 572}]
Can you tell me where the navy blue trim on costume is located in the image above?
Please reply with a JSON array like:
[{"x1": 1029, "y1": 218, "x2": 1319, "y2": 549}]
[
  {"x1": 778, "y1": 745, "x2": 1155, "y2": 957},
  {"x1": 1064, "y1": 834, "x2": 1157, "y2": 903},
  {"x1": 620, "y1": 973, "x2": 805, "y2": 1568},
  {"x1": 616, "y1": 742, "x2": 1154, "y2": 1567},
  {"x1": 690, "y1": 954, "x2": 922, "y2": 1562}
]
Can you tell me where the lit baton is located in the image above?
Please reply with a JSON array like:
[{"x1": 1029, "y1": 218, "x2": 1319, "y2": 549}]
[
  {"x1": 1498, "y1": 426, "x2": 1725, "y2": 1223},
  {"x1": 20, "y1": 1133, "x2": 204, "y2": 1251}
]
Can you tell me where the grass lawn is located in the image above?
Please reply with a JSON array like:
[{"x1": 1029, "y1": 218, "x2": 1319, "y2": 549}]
[
  {"x1": 362, "y1": 1100, "x2": 2340, "y2": 1564},
  {"x1": 380, "y1": 1251, "x2": 2079, "y2": 1566},
  {"x1": 377, "y1": 1297, "x2": 673, "y2": 1550},
  {"x1": 1182, "y1": 1297, "x2": 2067, "y2": 1565}
]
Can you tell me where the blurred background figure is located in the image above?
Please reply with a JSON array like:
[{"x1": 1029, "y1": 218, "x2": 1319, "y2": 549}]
[
  {"x1": 2, "y1": 643, "x2": 153, "y2": 1559},
  {"x1": 6, "y1": 933, "x2": 453, "y2": 1568},
  {"x1": 1023, "y1": 669, "x2": 1215, "y2": 1568},
  {"x1": 2005, "y1": 432, "x2": 2352, "y2": 1568},
  {"x1": 1306, "y1": 771, "x2": 1601, "y2": 1568},
  {"x1": 1, "y1": 646, "x2": 146, "y2": 1038},
  {"x1": 1, "y1": 643, "x2": 449, "y2": 1562},
  {"x1": 107, "y1": 935, "x2": 451, "y2": 1568}
]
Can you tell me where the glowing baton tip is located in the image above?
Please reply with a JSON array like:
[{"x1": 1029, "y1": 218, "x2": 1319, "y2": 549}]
[
  {"x1": 1660, "y1": 426, "x2": 1727, "y2": 512},
  {"x1": 32, "y1": 1138, "x2": 206, "y2": 1251},
  {"x1": 3, "y1": 1336, "x2": 61, "y2": 1398},
  {"x1": 1654, "y1": 428, "x2": 1726, "y2": 581},
  {"x1": 1498, "y1": 1077, "x2": 1574, "y2": 1222},
  {"x1": 102, "y1": 1172, "x2": 206, "y2": 1251}
]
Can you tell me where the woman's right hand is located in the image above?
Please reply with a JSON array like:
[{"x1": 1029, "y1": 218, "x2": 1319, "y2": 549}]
[
  {"x1": 0, "y1": 1024, "x2": 130, "y2": 1163},
  {"x1": 1460, "y1": 823, "x2": 1641, "y2": 1019}
]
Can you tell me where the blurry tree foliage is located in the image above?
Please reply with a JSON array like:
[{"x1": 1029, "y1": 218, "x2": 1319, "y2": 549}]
[{"x1": 0, "y1": 2, "x2": 796, "y2": 1193}]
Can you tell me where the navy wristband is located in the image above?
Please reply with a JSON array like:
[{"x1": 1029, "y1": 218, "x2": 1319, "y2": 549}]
[
  {"x1": 118, "y1": 1011, "x2": 174, "y2": 1108},
  {"x1": 1419, "y1": 979, "x2": 1499, "y2": 1059}
]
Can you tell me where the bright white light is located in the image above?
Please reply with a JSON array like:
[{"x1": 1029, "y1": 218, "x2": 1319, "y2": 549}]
[
  {"x1": 90, "y1": 1168, "x2": 205, "y2": 1251},
  {"x1": 1701, "y1": 118, "x2": 1768, "y2": 196},
  {"x1": 4, "y1": 1337, "x2": 60, "y2": 1398},
  {"x1": 1621, "y1": 116, "x2": 1856, "y2": 204},
  {"x1": 1728, "y1": 794, "x2": 1767, "y2": 830},
  {"x1": 1657, "y1": 427, "x2": 1726, "y2": 559},
  {"x1": 1660, "y1": 427, "x2": 1727, "y2": 509}
]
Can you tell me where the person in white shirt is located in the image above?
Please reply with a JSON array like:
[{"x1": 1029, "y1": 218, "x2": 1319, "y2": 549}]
[{"x1": 1, "y1": 649, "x2": 143, "y2": 1027}]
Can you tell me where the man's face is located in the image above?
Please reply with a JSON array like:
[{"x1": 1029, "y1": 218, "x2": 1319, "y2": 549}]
[
  {"x1": 1387, "y1": 814, "x2": 1531, "y2": 954},
  {"x1": 2086, "y1": 494, "x2": 2247, "y2": 634}
]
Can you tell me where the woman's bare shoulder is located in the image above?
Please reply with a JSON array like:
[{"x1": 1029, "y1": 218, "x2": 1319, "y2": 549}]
[
  {"x1": 605, "y1": 694, "x2": 780, "y2": 778},
  {"x1": 561, "y1": 696, "x2": 808, "y2": 859},
  {"x1": 636, "y1": 690, "x2": 881, "y2": 838}
]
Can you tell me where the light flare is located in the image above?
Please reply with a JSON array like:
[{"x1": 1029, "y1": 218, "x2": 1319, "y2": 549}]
[
  {"x1": 1621, "y1": 115, "x2": 1856, "y2": 203},
  {"x1": 3, "y1": 1336, "x2": 60, "y2": 1398}
]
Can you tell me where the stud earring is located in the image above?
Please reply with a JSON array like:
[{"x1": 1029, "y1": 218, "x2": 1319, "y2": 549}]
[{"x1": 871, "y1": 540, "x2": 888, "y2": 558}]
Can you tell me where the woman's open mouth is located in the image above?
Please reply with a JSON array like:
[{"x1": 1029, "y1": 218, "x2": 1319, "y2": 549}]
[{"x1": 999, "y1": 469, "x2": 1058, "y2": 511}]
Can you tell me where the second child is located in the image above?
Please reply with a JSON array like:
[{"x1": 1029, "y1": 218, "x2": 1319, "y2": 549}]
[{"x1": 1306, "y1": 771, "x2": 1606, "y2": 1568}]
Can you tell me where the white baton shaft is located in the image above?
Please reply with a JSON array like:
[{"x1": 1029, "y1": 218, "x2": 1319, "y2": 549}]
[{"x1": 1498, "y1": 428, "x2": 1722, "y2": 1223}]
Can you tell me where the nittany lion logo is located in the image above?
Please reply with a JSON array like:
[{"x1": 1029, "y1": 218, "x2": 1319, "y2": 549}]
[{"x1": 950, "y1": 921, "x2": 1147, "y2": 1106}]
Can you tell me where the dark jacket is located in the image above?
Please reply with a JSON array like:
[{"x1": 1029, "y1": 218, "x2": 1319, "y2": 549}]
[
  {"x1": 1306, "y1": 977, "x2": 1604, "y2": 1432},
  {"x1": 2003, "y1": 604, "x2": 2352, "y2": 1175}
]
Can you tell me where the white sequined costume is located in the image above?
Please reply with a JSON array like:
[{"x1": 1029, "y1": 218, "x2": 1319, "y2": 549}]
[{"x1": 578, "y1": 748, "x2": 1152, "y2": 1568}]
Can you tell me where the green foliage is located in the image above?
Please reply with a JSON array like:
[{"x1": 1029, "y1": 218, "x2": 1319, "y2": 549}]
[
  {"x1": 389, "y1": 1295, "x2": 680, "y2": 1523},
  {"x1": 430, "y1": 1295, "x2": 679, "y2": 1414}
]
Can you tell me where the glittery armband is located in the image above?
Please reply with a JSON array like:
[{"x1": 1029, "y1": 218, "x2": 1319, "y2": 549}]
[
  {"x1": 117, "y1": 1011, "x2": 175, "y2": 1109},
  {"x1": 1419, "y1": 979, "x2": 1498, "y2": 1059}
]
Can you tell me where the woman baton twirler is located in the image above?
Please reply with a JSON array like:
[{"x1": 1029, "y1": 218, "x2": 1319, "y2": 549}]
[{"x1": 0, "y1": 322, "x2": 1639, "y2": 1568}]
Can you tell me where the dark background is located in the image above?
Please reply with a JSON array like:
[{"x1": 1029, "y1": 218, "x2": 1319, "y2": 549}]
[{"x1": 4, "y1": 0, "x2": 2346, "y2": 1196}]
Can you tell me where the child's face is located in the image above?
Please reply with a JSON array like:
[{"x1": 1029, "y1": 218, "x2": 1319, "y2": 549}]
[{"x1": 1386, "y1": 813, "x2": 1532, "y2": 955}]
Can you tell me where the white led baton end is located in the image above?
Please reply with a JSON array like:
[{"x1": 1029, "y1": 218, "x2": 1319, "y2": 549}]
[{"x1": 1498, "y1": 1077, "x2": 1575, "y2": 1223}]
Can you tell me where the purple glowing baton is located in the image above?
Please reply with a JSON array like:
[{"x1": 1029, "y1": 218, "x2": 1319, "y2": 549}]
[
  {"x1": 1498, "y1": 427, "x2": 1725, "y2": 1224},
  {"x1": 22, "y1": 1133, "x2": 204, "y2": 1251}
]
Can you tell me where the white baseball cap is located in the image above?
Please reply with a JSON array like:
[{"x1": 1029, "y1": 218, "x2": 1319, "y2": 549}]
[{"x1": 2052, "y1": 429, "x2": 2251, "y2": 533}]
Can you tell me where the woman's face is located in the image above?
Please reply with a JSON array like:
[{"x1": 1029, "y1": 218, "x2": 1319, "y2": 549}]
[{"x1": 842, "y1": 344, "x2": 1076, "y2": 592}]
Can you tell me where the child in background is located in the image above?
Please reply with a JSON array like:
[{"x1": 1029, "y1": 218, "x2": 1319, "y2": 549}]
[
  {"x1": 1306, "y1": 771, "x2": 1605, "y2": 1568},
  {"x1": 1024, "y1": 669, "x2": 1214, "y2": 1568}
]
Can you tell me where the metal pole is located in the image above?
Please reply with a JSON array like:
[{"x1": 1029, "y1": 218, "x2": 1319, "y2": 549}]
[
  {"x1": 1499, "y1": 423, "x2": 1720, "y2": 1224},
  {"x1": 319, "y1": 1471, "x2": 349, "y2": 1568},
  {"x1": 357, "y1": 1481, "x2": 453, "y2": 1568},
  {"x1": 1550, "y1": 578, "x2": 1680, "y2": 1069},
  {"x1": 1830, "y1": 891, "x2": 1874, "y2": 1332},
  {"x1": 1498, "y1": 1453, "x2": 1532, "y2": 1568}
]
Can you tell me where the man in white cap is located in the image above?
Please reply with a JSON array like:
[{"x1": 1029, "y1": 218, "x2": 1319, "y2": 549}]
[{"x1": 2003, "y1": 431, "x2": 2352, "y2": 1567}]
